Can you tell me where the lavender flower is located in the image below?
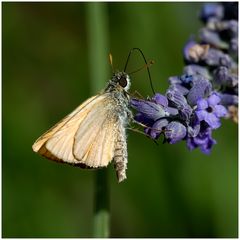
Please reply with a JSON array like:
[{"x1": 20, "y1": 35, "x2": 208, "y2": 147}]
[
  {"x1": 165, "y1": 122, "x2": 187, "y2": 144},
  {"x1": 131, "y1": 2, "x2": 238, "y2": 154},
  {"x1": 187, "y1": 126, "x2": 216, "y2": 154},
  {"x1": 195, "y1": 93, "x2": 227, "y2": 129},
  {"x1": 131, "y1": 91, "x2": 226, "y2": 154},
  {"x1": 200, "y1": 3, "x2": 224, "y2": 22}
]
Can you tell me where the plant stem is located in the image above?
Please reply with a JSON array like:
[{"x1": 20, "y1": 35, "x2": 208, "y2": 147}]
[
  {"x1": 86, "y1": 3, "x2": 110, "y2": 238},
  {"x1": 93, "y1": 169, "x2": 110, "y2": 238}
]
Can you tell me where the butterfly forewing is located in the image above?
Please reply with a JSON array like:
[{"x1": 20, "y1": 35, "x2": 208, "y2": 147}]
[
  {"x1": 32, "y1": 95, "x2": 104, "y2": 163},
  {"x1": 32, "y1": 93, "x2": 119, "y2": 168},
  {"x1": 74, "y1": 110, "x2": 118, "y2": 167},
  {"x1": 32, "y1": 95, "x2": 98, "y2": 152}
]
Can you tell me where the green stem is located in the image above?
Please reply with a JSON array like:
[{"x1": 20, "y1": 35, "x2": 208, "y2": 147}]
[
  {"x1": 93, "y1": 169, "x2": 110, "y2": 238},
  {"x1": 86, "y1": 3, "x2": 110, "y2": 238}
]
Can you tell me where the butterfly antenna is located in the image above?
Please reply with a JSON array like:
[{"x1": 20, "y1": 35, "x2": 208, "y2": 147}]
[
  {"x1": 124, "y1": 48, "x2": 156, "y2": 95},
  {"x1": 109, "y1": 53, "x2": 114, "y2": 73},
  {"x1": 129, "y1": 60, "x2": 154, "y2": 75}
]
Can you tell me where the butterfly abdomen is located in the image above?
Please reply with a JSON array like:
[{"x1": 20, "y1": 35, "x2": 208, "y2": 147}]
[{"x1": 113, "y1": 118, "x2": 128, "y2": 183}]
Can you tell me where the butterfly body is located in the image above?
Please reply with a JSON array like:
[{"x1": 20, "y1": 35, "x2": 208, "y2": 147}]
[{"x1": 32, "y1": 71, "x2": 131, "y2": 182}]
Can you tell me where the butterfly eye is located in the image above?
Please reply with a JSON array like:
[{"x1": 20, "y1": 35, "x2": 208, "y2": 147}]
[{"x1": 119, "y1": 77, "x2": 128, "y2": 88}]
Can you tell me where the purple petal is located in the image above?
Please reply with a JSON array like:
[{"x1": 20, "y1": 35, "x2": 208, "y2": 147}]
[
  {"x1": 193, "y1": 135, "x2": 209, "y2": 145},
  {"x1": 208, "y1": 93, "x2": 221, "y2": 106},
  {"x1": 168, "y1": 76, "x2": 181, "y2": 85},
  {"x1": 165, "y1": 121, "x2": 187, "y2": 144},
  {"x1": 188, "y1": 114, "x2": 201, "y2": 137},
  {"x1": 214, "y1": 105, "x2": 227, "y2": 117},
  {"x1": 183, "y1": 64, "x2": 210, "y2": 79},
  {"x1": 196, "y1": 110, "x2": 207, "y2": 121},
  {"x1": 134, "y1": 113, "x2": 153, "y2": 126},
  {"x1": 197, "y1": 99, "x2": 208, "y2": 110},
  {"x1": 171, "y1": 84, "x2": 189, "y2": 95},
  {"x1": 187, "y1": 124, "x2": 200, "y2": 138},
  {"x1": 213, "y1": 66, "x2": 238, "y2": 87},
  {"x1": 213, "y1": 66, "x2": 229, "y2": 85},
  {"x1": 219, "y1": 93, "x2": 238, "y2": 106},
  {"x1": 131, "y1": 99, "x2": 169, "y2": 121},
  {"x1": 199, "y1": 137, "x2": 217, "y2": 154},
  {"x1": 200, "y1": 3, "x2": 224, "y2": 22},
  {"x1": 186, "y1": 138, "x2": 197, "y2": 151},
  {"x1": 203, "y1": 48, "x2": 232, "y2": 67},
  {"x1": 193, "y1": 127, "x2": 212, "y2": 145},
  {"x1": 204, "y1": 113, "x2": 221, "y2": 129},
  {"x1": 166, "y1": 88, "x2": 187, "y2": 108},
  {"x1": 226, "y1": 20, "x2": 238, "y2": 37},
  {"x1": 186, "y1": 127, "x2": 217, "y2": 154},
  {"x1": 179, "y1": 105, "x2": 193, "y2": 122},
  {"x1": 187, "y1": 79, "x2": 212, "y2": 106},
  {"x1": 226, "y1": 73, "x2": 238, "y2": 88},
  {"x1": 150, "y1": 119, "x2": 169, "y2": 139},
  {"x1": 166, "y1": 107, "x2": 178, "y2": 116},
  {"x1": 152, "y1": 93, "x2": 168, "y2": 107},
  {"x1": 199, "y1": 28, "x2": 228, "y2": 49}
]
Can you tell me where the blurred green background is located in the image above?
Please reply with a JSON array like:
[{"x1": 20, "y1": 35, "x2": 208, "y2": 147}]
[{"x1": 3, "y1": 2, "x2": 238, "y2": 237}]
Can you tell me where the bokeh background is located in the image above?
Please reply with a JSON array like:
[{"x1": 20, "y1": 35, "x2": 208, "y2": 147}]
[{"x1": 3, "y1": 2, "x2": 238, "y2": 237}]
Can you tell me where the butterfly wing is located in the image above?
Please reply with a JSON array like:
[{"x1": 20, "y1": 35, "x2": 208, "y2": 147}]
[
  {"x1": 33, "y1": 95, "x2": 105, "y2": 163},
  {"x1": 32, "y1": 93, "x2": 120, "y2": 168},
  {"x1": 32, "y1": 95, "x2": 99, "y2": 151},
  {"x1": 73, "y1": 100, "x2": 118, "y2": 167}
]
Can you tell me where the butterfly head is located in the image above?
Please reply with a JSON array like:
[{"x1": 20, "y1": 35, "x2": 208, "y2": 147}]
[{"x1": 112, "y1": 71, "x2": 131, "y2": 91}]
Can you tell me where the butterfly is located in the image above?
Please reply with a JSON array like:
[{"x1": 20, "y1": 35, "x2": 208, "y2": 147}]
[{"x1": 32, "y1": 48, "x2": 153, "y2": 183}]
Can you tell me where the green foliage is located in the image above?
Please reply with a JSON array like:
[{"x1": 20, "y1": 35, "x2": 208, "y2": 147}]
[{"x1": 2, "y1": 2, "x2": 237, "y2": 237}]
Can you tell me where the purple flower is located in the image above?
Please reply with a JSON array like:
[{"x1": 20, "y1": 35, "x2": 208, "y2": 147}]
[
  {"x1": 195, "y1": 93, "x2": 227, "y2": 129},
  {"x1": 166, "y1": 87, "x2": 188, "y2": 108},
  {"x1": 218, "y1": 93, "x2": 238, "y2": 106},
  {"x1": 131, "y1": 2, "x2": 237, "y2": 155},
  {"x1": 131, "y1": 98, "x2": 169, "y2": 121},
  {"x1": 213, "y1": 66, "x2": 238, "y2": 87},
  {"x1": 166, "y1": 86, "x2": 193, "y2": 122},
  {"x1": 206, "y1": 19, "x2": 238, "y2": 37},
  {"x1": 187, "y1": 121, "x2": 200, "y2": 138},
  {"x1": 183, "y1": 64, "x2": 210, "y2": 79},
  {"x1": 131, "y1": 93, "x2": 184, "y2": 141},
  {"x1": 202, "y1": 47, "x2": 232, "y2": 67},
  {"x1": 147, "y1": 118, "x2": 169, "y2": 139},
  {"x1": 187, "y1": 76, "x2": 212, "y2": 106},
  {"x1": 187, "y1": 127, "x2": 216, "y2": 154},
  {"x1": 165, "y1": 121, "x2": 187, "y2": 144},
  {"x1": 200, "y1": 3, "x2": 224, "y2": 22},
  {"x1": 152, "y1": 93, "x2": 168, "y2": 106},
  {"x1": 199, "y1": 28, "x2": 228, "y2": 49}
]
